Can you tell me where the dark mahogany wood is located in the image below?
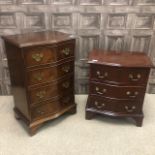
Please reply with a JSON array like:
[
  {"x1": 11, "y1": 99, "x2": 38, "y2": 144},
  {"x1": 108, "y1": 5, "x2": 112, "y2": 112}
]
[
  {"x1": 3, "y1": 31, "x2": 76, "y2": 136},
  {"x1": 88, "y1": 50, "x2": 153, "y2": 67},
  {"x1": 86, "y1": 50, "x2": 153, "y2": 126}
]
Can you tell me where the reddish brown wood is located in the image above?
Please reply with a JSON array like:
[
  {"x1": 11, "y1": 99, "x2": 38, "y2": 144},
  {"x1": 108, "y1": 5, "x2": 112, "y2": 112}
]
[
  {"x1": 3, "y1": 31, "x2": 76, "y2": 135},
  {"x1": 90, "y1": 82, "x2": 146, "y2": 100},
  {"x1": 91, "y1": 64, "x2": 150, "y2": 86},
  {"x1": 2, "y1": 31, "x2": 74, "y2": 47},
  {"x1": 29, "y1": 76, "x2": 73, "y2": 104},
  {"x1": 88, "y1": 50, "x2": 153, "y2": 68},
  {"x1": 86, "y1": 50, "x2": 152, "y2": 126}
]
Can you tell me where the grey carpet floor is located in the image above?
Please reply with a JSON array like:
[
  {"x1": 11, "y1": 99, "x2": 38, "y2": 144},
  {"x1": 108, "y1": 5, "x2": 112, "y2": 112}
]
[{"x1": 0, "y1": 94, "x2": 155, "y2": 155}]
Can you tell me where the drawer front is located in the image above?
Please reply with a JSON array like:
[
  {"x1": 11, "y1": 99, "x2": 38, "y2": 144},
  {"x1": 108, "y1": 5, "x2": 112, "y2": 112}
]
[
  {"x1": 27, "y1": 61, "x2": 74, "y2": 86},
  {"x1": 57, "y1": 41, "x2": 75, "y2": 60},
  {"x1": 31, "y1": 100, "x2": 59, "y2": 121},
  {"x1": 24, "y1": 41, "x2": 75, "y2": 68},
  {"x1": 90, "y1": 64, "x2": 150, "y2": 85},
  {"x1": 59, "y1": 94, "x2": 74, "y2": 108},
  {"x1": 88, "y1": 95, "x2": 142, "y2": 114},
  {"x1": 24, "y1": 46, "x2": 56, "y2": 67},
  {"x1": 29, "y1": 77, "x2": 74, "y2": 104},
  {"x1": 90, "y1": 82, "x2": 145, "y2": 100},
  {"x1": 31, "y1": 94, "x2": 75, "y2": 121}
]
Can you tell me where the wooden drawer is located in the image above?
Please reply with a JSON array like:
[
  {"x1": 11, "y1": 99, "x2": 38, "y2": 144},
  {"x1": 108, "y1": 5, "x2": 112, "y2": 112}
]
[
  {"x1": 24, "y1": 41, "x2": 75, "y2": 68},
  {"x1": 90, "y1": 64, "x2": 150, "y2": 86},
  {"x1": 59, "y1": 94, "x2": 74, "y2": 108},
  {"x1": 27, "y1": 60, "x2": 74, "y2": 86},
  {"x1": 29, "y1": 77, "x2": 74, "y2": 104},
  {"x1": 88, "y1": 95, "x2": 142, "y2": 114},
  {"x1": 24, "y1": 46, "x2": 56, "y2": 67},
  {"x1": 31, "y1": 100, "x2": 59, "y2": 121},
  {"x1": 90, "y1": 82, "x2": 145, "y2": 100},
  {"x1": 57, "y1": 41, "x2": 75, "y2": 61},
  {"x1": 31, "y1": 94, "x2": 74, "y2": 121}
]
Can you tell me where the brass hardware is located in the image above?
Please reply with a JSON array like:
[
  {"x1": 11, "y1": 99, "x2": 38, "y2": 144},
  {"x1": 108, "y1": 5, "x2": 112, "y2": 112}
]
[
  {"x1": 62, "y1": 48, "x2": 70, "y2": 56},
  {"x1": 126, "y1": 91, "x2": 131, "y2": 95},
  {"x1": 126, "y1": 91, "x2": 139, "y2": 98},
  {"x1": 62, "y1": 82, "x2": 70, "y2": 88},
  {"x1": 129, "y1": 73, "x2": 141, "y2": 81},
  {"x1": 32, "y1": 53, "x2": 44, "y2": 62},
  {"x1": 134, "y1": 91, "x2": 139, "y2": 95},
  {"x1": 37, "y1": 110, "x2": 45, "y2": 115},
  {"x1": 137, "y1": 74, "x2": 141, "y2": 79},
  {"x1": 96, "y1": 71, "x2": 108, "y2": 79},
  {"x1": 95, "y1": 87, "x2": 99, "y2": 91},
  {"x1": 95, "y1": 101, "x2": 105, "y2": 109},
  {"x1": 95, "y1": 87, "x2": 107, "y2": 95},
  {"x1": 129, "y1": 74, "x2": 133, "y2": 79},
  {"x1": 33, "y1": 72, "x2": 43, "y2": 81},
  {"x1": 125, "y1": 106, "x2": 136, "y2": 112},
  {"x1": 103, "y1": 89, "x2": 107, "y2": 93},
  {"x1": 62, "y1": 65, "x2": 70, "y2": 73},
  {"x1": 97, "y1": 71, "x2": 100, "y2": 75},
  {"x1": 36, "y1": 91, "x2": 46, "y2": 99}
]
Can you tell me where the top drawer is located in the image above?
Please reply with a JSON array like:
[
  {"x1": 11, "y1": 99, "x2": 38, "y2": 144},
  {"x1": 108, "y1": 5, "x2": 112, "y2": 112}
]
[
  {"x1": 23, "y1": 41, "x2": 75, "y2": 67},
  {"x1": 90, "y1": 64, "x2": 150, "y2": 86}
]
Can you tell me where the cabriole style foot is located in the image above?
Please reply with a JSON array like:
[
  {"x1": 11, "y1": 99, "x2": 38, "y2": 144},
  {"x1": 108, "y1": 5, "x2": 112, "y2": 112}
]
[
  {"x1": 29, "y1": 125, "x2": 42, "y2": 136},
  {"x1": 133, "y1": 116, "x2": 143, "y2": 127},
  {"x1": 14, "y1": 112, "x2": 20, "y2": 120},
  {"x1": 86, "y1": 111, "x2": 95, "y2": 120},
  {"x1": 68, "y1": 106, "x2": 76, "y2": 114}
]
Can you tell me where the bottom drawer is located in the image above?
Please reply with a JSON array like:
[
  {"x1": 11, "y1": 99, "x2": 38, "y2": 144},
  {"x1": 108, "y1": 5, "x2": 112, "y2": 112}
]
[
  {"x1": 31, "y1": 95, "x2": 74, "y2": 121},
  {"x1": 88, "y1": 95, "x2": 143, "y2": 114}
]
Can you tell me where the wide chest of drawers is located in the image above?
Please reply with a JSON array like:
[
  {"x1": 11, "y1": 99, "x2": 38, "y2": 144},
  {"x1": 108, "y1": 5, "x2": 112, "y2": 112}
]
[
  {"x1": 86, "y1": 50, "x2": 153, "y2": 126},
  {"x1": 3, "y1": 31, "x2": 76, "y2": 135}
]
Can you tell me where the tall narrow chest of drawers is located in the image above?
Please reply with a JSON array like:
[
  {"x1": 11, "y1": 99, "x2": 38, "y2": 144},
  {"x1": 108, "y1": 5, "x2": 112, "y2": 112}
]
[
  {"x1": 3, "y1": 31, "x2": 76, "y2": 135},
  {"x1": 86, "y1": 50, "x2": 153, "y2": 126}
]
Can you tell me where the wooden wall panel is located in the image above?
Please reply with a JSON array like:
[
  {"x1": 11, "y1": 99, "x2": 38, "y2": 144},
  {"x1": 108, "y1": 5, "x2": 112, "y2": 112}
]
[{"x1": 0, "y1": 0, "x2": 155, "y2": 94}]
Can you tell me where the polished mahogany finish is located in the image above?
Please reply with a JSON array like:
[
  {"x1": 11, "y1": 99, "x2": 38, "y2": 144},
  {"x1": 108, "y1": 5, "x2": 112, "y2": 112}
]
[
  {"x1": 86, "y1": 50, "x2": 153, "y2": 126},
  {"x1": 3, "y1": 31, "x2": 76, "y2": 135}
]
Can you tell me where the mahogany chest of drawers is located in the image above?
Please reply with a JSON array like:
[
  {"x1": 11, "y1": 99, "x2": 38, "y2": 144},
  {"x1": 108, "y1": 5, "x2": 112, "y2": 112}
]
[
  {"x1": 86, "y1": 50, "x2": 153, "y2": 126},
  {"x1": 3, "y1": 31, "x2": 76, "y2": 135}
]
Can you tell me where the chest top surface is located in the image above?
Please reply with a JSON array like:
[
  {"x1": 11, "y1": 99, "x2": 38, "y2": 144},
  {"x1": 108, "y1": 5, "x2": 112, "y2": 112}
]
[
  {"x1": 88, "y1": 50, "x2": 153, "y2": 68},
  {"x1": 2, "y1": 31, "x2": 74, "y2": 48}
]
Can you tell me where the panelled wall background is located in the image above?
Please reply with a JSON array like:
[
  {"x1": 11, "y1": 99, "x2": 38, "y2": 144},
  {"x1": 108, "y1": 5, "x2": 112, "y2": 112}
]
[{"x1": 0, "y1": 0, "x2": 155, "y2": 94}]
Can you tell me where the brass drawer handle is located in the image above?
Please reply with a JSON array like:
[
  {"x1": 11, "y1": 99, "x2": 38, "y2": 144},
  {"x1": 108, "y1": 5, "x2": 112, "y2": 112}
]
[
  {"x1": 126, "y1": 91, "x2": 139, "y2": 98},
  {"x1": 62, "y1": 65, "x2": 70, "y2": 73},
  {"x1": 95, "y1": 101, "x2": 105, "y2": 109},
  {"x1": 96, "y1": 71, "x2": 108, "y2": 79},
  {"x1": 36, "y1": 91, "x2": 46, "y2": 99},
  {"x1": 95, "y1": 87, "x2": 107, "y2": 95},
  {"x1": 62, "y1": 82, "x2": 70, "y2": 88},
  {"x1": 125, "y1": 106, "x2": 136, "y2": 113},
  {"x1": 129, "y1": 74, "x2": 141, "y2": 81},
  {"x1": 36, "y1": 110, "x2": 45, "y2": 115},
  {"x1": 32, "y1": 53, "x2": 44, "y2": 62},
  {"x1": 62, "y1": 48, "x2": 70, "y2": 56},
  {"x1": 33, "y1": 73, "x2": 43, "y2": 81}
]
